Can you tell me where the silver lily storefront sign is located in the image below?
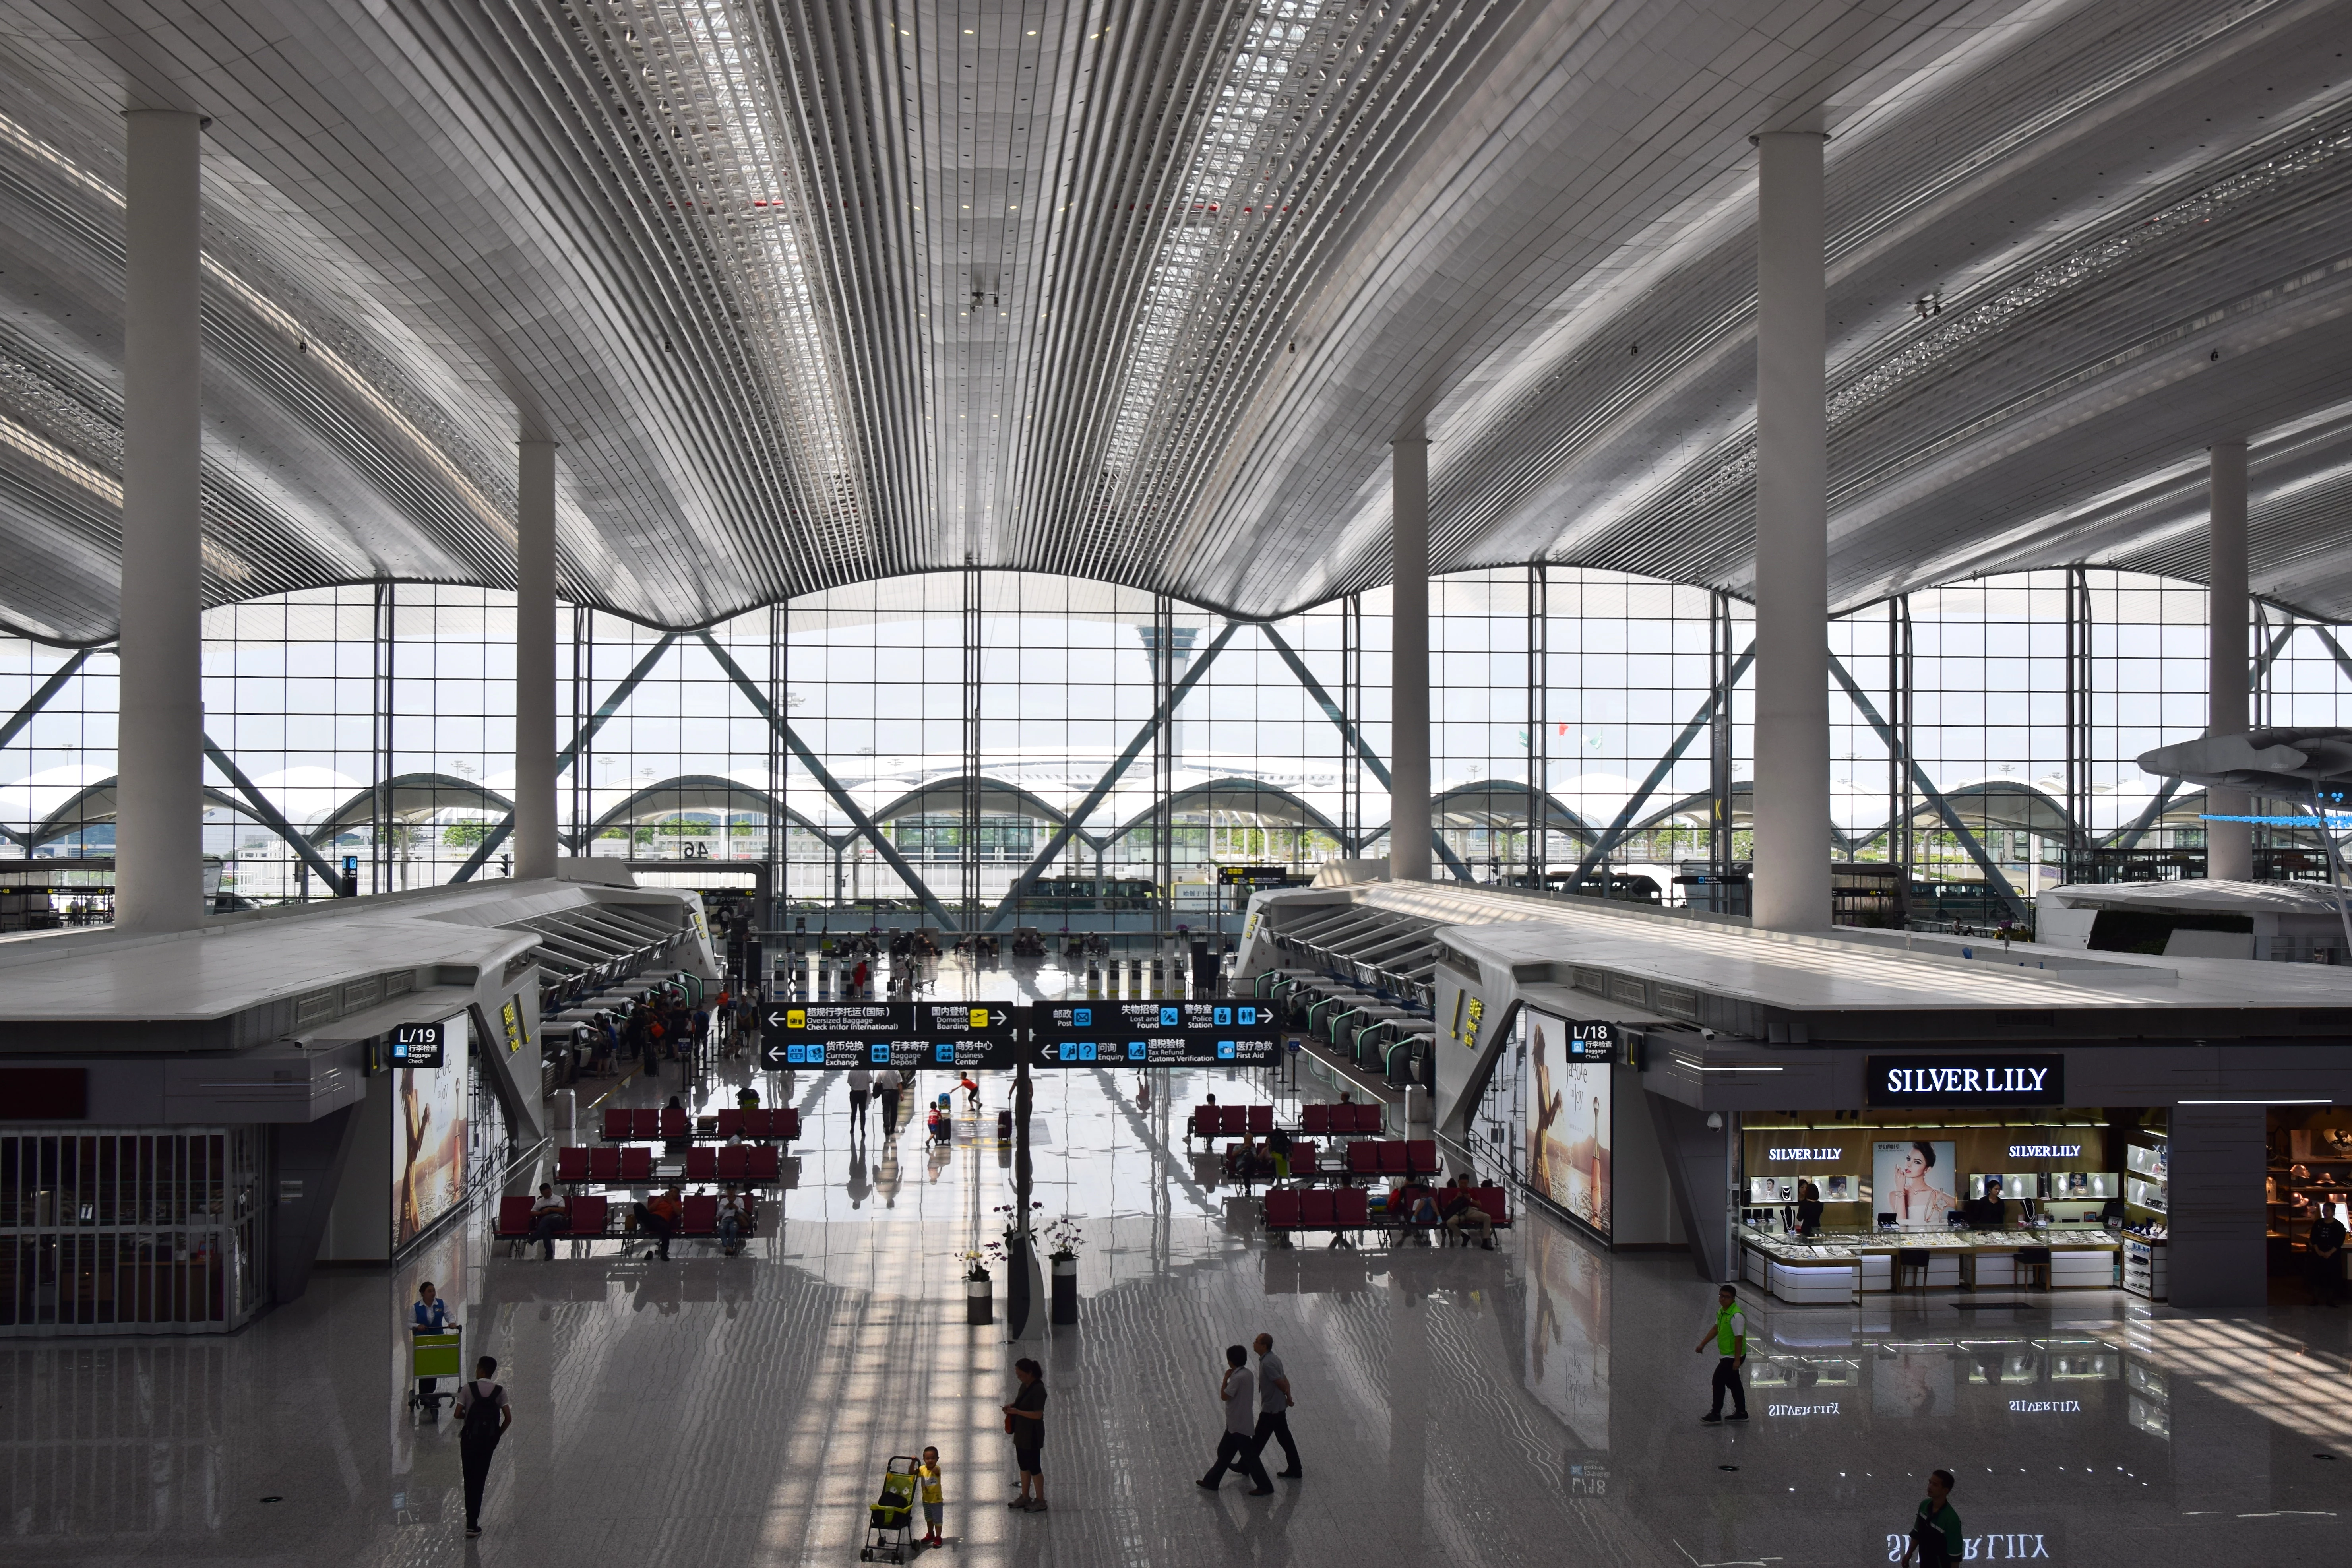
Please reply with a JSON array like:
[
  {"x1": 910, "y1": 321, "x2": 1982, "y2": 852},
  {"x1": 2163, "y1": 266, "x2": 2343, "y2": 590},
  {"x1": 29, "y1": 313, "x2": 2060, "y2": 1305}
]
[{"x1": 1866, "y1": 1055, "x2": 2065, "y2": 1107}]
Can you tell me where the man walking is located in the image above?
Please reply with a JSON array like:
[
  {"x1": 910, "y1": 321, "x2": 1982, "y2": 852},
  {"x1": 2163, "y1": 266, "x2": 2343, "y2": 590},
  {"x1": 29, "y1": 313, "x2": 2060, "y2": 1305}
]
[
  {"x1": 1247, "y1": 1333, "x2": 1302, "y2": 1478},
  {"x1": 848, "y1": 1066, "x2": 872, "y2": 1141},
  {"x1": 1197, "y1": 1345, "x2": 1274, "y2": 1494},
  {"x1": 1900, "y1": 1469, "x2": 1963, "y2": 1568},
  {"x1": 1694, "y1": 1283, "x2": 1748, "y2": 1422},
  {"x1": 453, "y1": 1355, "x2": 512, "y2": 1538}
]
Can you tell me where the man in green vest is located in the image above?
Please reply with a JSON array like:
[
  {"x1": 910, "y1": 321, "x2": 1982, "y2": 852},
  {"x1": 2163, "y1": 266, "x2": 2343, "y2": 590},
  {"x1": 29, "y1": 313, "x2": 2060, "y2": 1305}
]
[{"x1": 1693, "y1": 1283, "x2": 1748, "y2": 1422}]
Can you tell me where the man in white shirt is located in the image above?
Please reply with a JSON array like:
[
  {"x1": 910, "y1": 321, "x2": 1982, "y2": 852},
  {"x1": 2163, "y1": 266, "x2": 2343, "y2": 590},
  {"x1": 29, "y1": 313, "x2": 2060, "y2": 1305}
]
[
  {"x1": 1197, "y1": 1345, "x2": 1274, "y2": 1493},
  {"x1": 847, "y1": 1067, "x2": 872, "y2": 1141},
  {"x1": 1246, "y1": 1333, "x2": 1302, "y2": 1478}
]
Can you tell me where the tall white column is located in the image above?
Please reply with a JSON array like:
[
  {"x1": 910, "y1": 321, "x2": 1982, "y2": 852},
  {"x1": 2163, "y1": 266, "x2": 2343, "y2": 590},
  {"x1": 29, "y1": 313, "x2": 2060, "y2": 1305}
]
[
  {"x1": 1389, "y1": 430, "x2": 1431, "y2": 882},
  {"x1": 513, "y1": 440, "x2": 558, "y2": 880},
  {"x1": 2206, "y1": 440, "x2": 2251, "y2": 882},
  {"x1": 1749, "y1": 131, "x2": 1832, "y2": 932},
  {"x1": 115, "y1": 111, "x2": 206, "y2": 934}
]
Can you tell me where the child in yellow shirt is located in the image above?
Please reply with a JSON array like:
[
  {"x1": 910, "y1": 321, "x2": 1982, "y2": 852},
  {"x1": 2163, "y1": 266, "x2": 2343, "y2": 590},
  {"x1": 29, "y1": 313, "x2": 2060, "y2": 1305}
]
[{"x1": 918, "y1": 1446, "x2": 944, "y2": 1547}]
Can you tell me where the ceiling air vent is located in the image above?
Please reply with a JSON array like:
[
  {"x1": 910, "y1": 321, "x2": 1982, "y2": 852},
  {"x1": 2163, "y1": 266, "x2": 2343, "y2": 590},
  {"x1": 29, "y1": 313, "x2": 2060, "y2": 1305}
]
[
  {"x1": 294, "y1": 987, "x2": 337, "y2": 1027},
  {"x1": 382, "y1": 969, "x2": 413, "y2": 997},
  {"x1": 1572, "y1": 967, "x2": 1608, "y2": 997},
  {"x1": 339, "y1": 977, "x2": 382, "y2": 1016},
  {"x1": 1654, "y1": 983, "x2": 1698, "y2": 1020},
  {"x1": 1609, "y1": 974, "x2": 1648, "y2": 1007}
]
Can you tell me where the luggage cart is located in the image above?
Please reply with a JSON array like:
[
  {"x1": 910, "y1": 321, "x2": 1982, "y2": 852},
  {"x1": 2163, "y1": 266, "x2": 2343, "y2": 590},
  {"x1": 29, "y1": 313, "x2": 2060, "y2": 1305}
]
[
  {"x1": 859, "y1": 1455, "x2": 919, "y2": 1562},
  {"x1": 406, "y1": 1327, "x2": 463, "y2": 1418}
]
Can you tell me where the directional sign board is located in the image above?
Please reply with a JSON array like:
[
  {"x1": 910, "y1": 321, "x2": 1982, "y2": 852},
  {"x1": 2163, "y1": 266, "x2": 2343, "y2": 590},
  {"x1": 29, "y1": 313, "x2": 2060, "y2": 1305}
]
[
  {"x1": 759, "y1": 1001, "x2": 1023, "y2": 1070},
  {"x1": 1029, "y1": 1000, "x2": 1281, "y2": 1067}
]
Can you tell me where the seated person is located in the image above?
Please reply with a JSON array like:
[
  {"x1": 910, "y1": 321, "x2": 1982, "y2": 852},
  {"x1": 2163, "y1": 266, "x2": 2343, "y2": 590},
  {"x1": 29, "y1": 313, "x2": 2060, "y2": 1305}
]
[
  {"x1": 636, "y1": 1186, "x2": 684, "y2": 1261},
  {"x1": 1267, "y1": 1126, "x2": 1294, "y2": 1180},
  {"x1": 715, "y1": 1183, "x2": 749, "y2": 1257},
  {"x1": 736, "y1": 1084, "x2": 761, "y2": 1113},
  {"x1": 1962, "y1": 1178, "x2": 2008, "y2": 1231},
  {"x1": 526, "y1": 1182, "x2": 569, "y2": 1259},
  {"x1": 1394, "y1": 1181, "x2": 1441, "y2": 1238},
  {"x1": 1440, "y1": 1175, "x2": 1496, "y2": 1249}
]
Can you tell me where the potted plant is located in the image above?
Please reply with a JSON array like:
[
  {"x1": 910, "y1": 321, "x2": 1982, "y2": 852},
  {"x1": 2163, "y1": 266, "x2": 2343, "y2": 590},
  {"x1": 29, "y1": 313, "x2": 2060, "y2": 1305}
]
[
  {"x1": 961, "y1": 1245, "x2": 1000, "y2": 1325},
  {"x1": 1043, "y1": 1217, "x2": 1083, "y2": 1325}
]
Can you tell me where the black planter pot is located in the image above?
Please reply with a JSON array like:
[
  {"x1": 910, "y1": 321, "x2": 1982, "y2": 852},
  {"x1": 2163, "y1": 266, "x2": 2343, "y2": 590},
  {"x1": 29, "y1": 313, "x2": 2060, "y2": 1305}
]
[
  {"x1": 1050, "y1": 1261, "x2": 1078, "y2": 1325},
  {"x1": 966, "y1": 1277, "x2": 993, "y2": 1325}
]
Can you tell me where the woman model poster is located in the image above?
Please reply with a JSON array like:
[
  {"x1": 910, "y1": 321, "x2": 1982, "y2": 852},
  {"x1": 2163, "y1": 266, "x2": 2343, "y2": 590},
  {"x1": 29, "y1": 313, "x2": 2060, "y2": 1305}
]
[
  {"x1": 1527, "y1": 1018, "x2": 1563, "y2": 1196},
  {"x1": 1875, "y1": 1140, "x2": 1957, "y2": 1227}
]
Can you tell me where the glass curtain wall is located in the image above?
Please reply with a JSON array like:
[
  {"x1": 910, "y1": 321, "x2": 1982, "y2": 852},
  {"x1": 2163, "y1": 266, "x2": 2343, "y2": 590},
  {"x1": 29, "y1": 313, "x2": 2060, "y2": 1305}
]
[{"x1": 3, "y1": 568, "x2": 2349, "y2": 930}]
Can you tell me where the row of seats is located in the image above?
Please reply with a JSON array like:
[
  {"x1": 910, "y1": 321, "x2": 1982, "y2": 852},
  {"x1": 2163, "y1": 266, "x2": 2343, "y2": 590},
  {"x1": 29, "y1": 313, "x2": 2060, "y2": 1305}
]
[
  {"x1": 600, "y1": 1106, "x2": 802, "y2": 1142},
  {"x1": 556, "y1": 1144, "x2": 789, "y2": 1184},
  {"x1": 1190, "y1": 1104, "x2": 1275, "y2": 1139},
  {"x1": 1301, "y1": 1102, "x2": 1386, "y2": 1136},
  {"x1": 496, "y1": 1191, "x2": 760, "y2": 1245},
  {"x1": 1346, "y1": 1138, "x2": 1439, "y2": 1176},
  {"x1": 1189, "y1": 1101, "x2": 1390, "y2": 1140},
  {"x1": 560, "y1": 1145, "x2": 655, "y2": 1183},
  {"x1": 1261, "y1": 1185, "x2": 1512, "y2": 1238}
]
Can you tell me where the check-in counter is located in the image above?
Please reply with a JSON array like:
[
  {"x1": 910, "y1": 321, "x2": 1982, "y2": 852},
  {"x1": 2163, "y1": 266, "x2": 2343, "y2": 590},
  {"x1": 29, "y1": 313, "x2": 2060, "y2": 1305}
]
[{"x1": 1740, "y1": 1225, "x2": 2119, "y2": 1301}]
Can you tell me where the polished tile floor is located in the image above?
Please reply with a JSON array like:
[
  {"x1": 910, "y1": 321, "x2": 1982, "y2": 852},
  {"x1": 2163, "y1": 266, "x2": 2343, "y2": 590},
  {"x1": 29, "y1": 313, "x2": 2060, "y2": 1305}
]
[{"x1": 8, "y1": 964, "x2": 2352, "y2": 1565}]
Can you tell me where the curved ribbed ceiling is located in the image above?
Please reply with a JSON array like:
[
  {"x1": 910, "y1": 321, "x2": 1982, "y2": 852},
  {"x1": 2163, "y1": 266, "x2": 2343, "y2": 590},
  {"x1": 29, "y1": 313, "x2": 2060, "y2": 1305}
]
[{"x1": 0, "y1": 0, "x2": 2348, "y2": 643}]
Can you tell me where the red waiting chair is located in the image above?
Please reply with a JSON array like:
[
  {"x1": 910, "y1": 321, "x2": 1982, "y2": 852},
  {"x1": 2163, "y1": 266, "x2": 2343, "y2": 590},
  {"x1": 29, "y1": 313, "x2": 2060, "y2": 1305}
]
[
  {"x1": 1377, "y1": 1141, "x2": 1408, "y2": 1175},
  {"x1": 1288, "y1": 1140, "x2": 1317, "y2": 1175},
  {"x1": 495, "y1": 1195, "x2": 535, "y2": 1237},
  {"x1": 631, "y1": 1108, "x2": 661, "y2": 1140},
  {"x1": 1332, "y1": 1188, "x2": 1369, "y2": 1228},
  {"x1": 602, "y1": 1108, "x2": 632, "y2": 1141},
  {"x1": 620, "y1": 1147, "x2": 654, "y2": 1182},
  {"x1": 717, "y1": 1109, "x2": 744, "y2": 1139},
  {"x1": 775, "y1": 1108, "x2": 801, "y2": 1140},
  {"x1": 1301, "y1": 1103, "x2": 1331, "y2": 1135},
  {"x1": 1263, "y1": 1190, "x2": 1301, "y2": 1229},
  {"x1": 589, "y1": 1146, "x2": 622, "y2": 1182},
  {"x1": 1346, "y1": 1142, "x2": 1380, "y2": 1176},
  {"x1": 685, "y1": 1147, "x2": 718, "y2": 1181},
  {"x1": 659, "y1": 1107, "x2": 688, "y2": 1140},
  {"x1": 1299, "y1": 1189, "x2": 1336, "y2": 1227},
  {"x1": 747, "y1": 1144, "x2": 781, "y2": 1180},
  {"x1": 567, "y1": 1194, "x2": 608, "y2": 1235},
  {"x1": 1473, "y1": 1187, "x2": 1510, "y2": 1225},
  {"x1": 717, "y1": 1145, "x2": 749, "y2": 1181},
  {"x1": 1247, "y1": 1105, "x2": 1273, "y2": 1136},
  {"x1": 681, "y1": 1194, "x2": 718, "y2": 1235},
  {"x1": 556, "y1": 1146, "x2": 590, "y2": 1183},
  {"x1": 1405, "y1": 1139, "x2": 1436, "y2": 1175}
]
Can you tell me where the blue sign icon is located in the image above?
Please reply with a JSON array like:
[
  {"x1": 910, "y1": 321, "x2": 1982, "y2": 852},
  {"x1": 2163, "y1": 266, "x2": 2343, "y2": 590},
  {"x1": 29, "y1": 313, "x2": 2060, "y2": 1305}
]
[
  {"x1": 787, "y1": 1043, "x2": 809, "y2": 1064},
  {"x1": 1217, "y1": 1041, "x2": 1236, "y2": 1060},
  {"x1": 871, "y1": 1043, "x2": 891, "y2": 1064},
  {"x1": 1127, "y1": 1041, "x2": 1146, "y2": 1060},
  {"x1": 1160, "y1": 1006, "x2": 1179, "y2": 1027},
  {"x1": 1213, "y1": 1006, "x2": 1232, "y2": 1026},
  {"x1": 1570, "y1": 1039, "x2": 1585, "y2": 1055},
  {"x1": 1060, "y1": 1043, "x2": 1081, "y2": 1061},
  {"x1": 936, "y1": 1043, "x2": 955, "y2": 1063},
  {"x1": 1080, "y1": 1042, "x2": 1099, "y2": 1061},
  {"x1": 1239, "y1": 1006, "x2": 1258, "y2": 1026},
  {"x1": 1073, "y1": 1007, "x2": 1092, "y2": 1027}
]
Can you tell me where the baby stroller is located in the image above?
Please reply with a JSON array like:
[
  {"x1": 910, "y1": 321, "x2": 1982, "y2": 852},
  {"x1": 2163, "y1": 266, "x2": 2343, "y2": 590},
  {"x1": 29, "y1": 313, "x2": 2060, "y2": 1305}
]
[{"x1": 860, "y1": 1455, "x2": 919, "y2": 1562}]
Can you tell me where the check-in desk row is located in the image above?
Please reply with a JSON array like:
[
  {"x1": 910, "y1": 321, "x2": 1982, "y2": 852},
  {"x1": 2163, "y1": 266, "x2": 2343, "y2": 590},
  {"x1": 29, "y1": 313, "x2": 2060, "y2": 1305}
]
[{"x1": 1739, "y1": 1225, "x2": 2120, "y2": 1303}]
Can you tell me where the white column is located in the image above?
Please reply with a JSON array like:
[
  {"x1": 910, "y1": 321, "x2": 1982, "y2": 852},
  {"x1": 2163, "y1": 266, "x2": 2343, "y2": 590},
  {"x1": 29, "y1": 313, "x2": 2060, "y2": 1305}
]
[
  {"x1": 2206, "y1": 440, "x2": 2251, "y2": 882},
  {"x1": 1389, "y1": 430, "x2": 1431, "y2": 882},
  {"x1": 114, "y1": 111, "x2": 206, "y2": 934},
  {"x1": 513, "y1": 440, "x2": 558, "y2": 880},
  {"x1": 1749, "y1": 131, "x2": 1831, "y2": 932}
]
